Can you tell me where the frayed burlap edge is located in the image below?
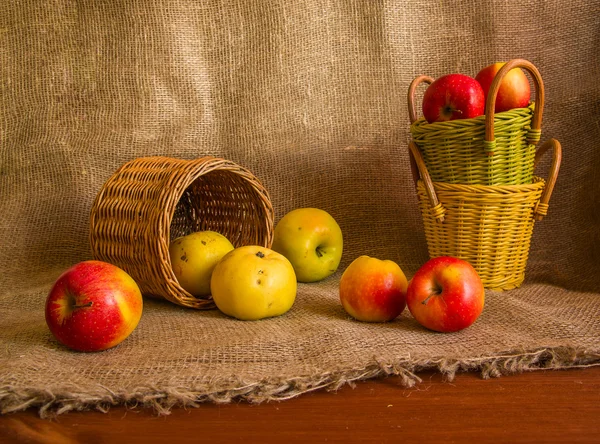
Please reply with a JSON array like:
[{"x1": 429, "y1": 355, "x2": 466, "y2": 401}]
[{"x1": 2, "y1": 346, "x2": 599, "y2": 418}]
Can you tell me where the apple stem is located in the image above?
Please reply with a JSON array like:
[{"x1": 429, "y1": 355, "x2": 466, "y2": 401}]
[
  {"x1": 421, "y1": 294, "x2": 435, "y2": 305},
  {"x1": 422, "y1": 285, "x2": 442, "y2": 305},
  {"x1": 72, "y1": 301, "x2": 93, "y2": 309},
  {"x1": 315, "y1": 246, "x2": 324, "y2": 258},
  {"x1": 256, "y1": 251, "x2": 265, "y2": 258}
]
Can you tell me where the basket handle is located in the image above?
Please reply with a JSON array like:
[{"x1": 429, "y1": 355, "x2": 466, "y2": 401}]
[
  {"x1": 484, "y1": 58, "x2": 545, "y2": 155},
  {"x1": 532, "y1": 138, "x2": 562, "y2": 221},
  {"x1": 408, "y1": 141, "x2": 445, "y2": 223},
  {"x1": 407, "y1": 75, "x2": 434, "y2": 124}
]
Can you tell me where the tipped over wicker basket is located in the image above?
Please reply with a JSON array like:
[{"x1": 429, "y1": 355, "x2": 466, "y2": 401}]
[
  {"x1": 408, "y1": 59, "x2": 545, "y2": 186},
  {"x1": 89, "y1": 156, "x2": 274, "y2": 309},
  {"x1": 409, "y1": 138, "x2": 561, "y2": 290}
]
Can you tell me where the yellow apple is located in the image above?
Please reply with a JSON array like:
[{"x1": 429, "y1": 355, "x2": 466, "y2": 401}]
[
  {"x1": 271, "y1": 208, "x2": 343, "y2": 283},
  {"x1": 210, "y1": 245, "x2": 297, "y2": 320},
  {"x1": 169, "y1": 231, "x2": 234, "y2": 297}
]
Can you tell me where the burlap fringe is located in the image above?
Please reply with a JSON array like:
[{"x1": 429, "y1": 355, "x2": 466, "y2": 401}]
[{"x1": 2, "y1": 346, "x2": 599, "y2": 418}]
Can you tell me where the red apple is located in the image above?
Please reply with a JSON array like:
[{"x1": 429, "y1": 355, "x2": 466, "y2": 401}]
[
  {"x1": 406, "y1": 256, "x2": 484, "y2": 333},
  {"x1": 422, "y1": 74, "x2": 485, "y2": 123},
  {"x1": 339, "y1": 256, "x2": 408, "y2": 322},
  {"x1": 45, "y1": 260, "x2": 143, "y2": 352},
  {"x1": 475, "y1": 62, "x2": 531, "y2": 113}
]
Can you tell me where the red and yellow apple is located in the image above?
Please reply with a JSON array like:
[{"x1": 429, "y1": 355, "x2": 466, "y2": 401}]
[
  {"x1": 210, "y1": 246, "x2": 297, "y2": 321},
  {"x1": 339, "y1": 256, "x2": 408, "y2": 322},
  {"x1": 422, "y1": 74, "x2": 485, "y2": 123},
  {"x1": 475, "y1": 62, "x2": 531, "y2": 113},
  {"x1": 169, "y1": 230, "x2": 234, "y2": 297},
  {"x1": 406, "y1": 256, "x2": 484, "y2": 333},
  {"x1": 272, "y1": 208, "x2": 343, "y2": 283},
  {"x1": 45, "y1": 260, "x2": 144, "y2": 352}
]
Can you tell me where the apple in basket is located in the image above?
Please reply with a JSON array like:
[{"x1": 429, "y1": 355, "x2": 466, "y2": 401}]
[
  {"x1": 422, "y1": 74, "x2": 485, "y2": 123},
  {"x1": 406, "y1": 256, "x2": 484, "y2": 333},
  {"x1": 339, "y1": 256, "x2": 408, "y2": 322},
  {"x1": 271, "y1": 208, "x2": 343, "y2": 283},
  {"x1": 475, "y1": 62, "x2": 531, "y2": 113},
  {"x1": 210, "y1": 246, "x2": 297, "y2": 321},
  {"x1": 45, "y1": 260, "x2": 143, "y2": 352},
  {"x1": 169, "y1": 230, "x2": 234, "y2": 297}
]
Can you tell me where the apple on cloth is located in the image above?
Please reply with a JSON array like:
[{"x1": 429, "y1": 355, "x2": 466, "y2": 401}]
[
  {"x1": 422, "y1": 73, "x2": 485, "y2": 123},
  {"x1": 272, "y1": 208, "x2": 343, "y2": 283},
  {"x1": 475, "y1": 62, "x2": 531, "y2": 113},
  {"x1": 406, "y1": 256, "x2": 485, "y2": 333},
  {"x1": 210, "y1": 246, "x2": 297, "y2": 321},
  {"x1": 169, "y1": 230, "x2": 234, "y2": 297},
  {"x1": 339, "y1": 256, "x2": 408, "y2": 322},
  {"x1": 45, "y1": 260, "x2": 144, "y2": 352}
]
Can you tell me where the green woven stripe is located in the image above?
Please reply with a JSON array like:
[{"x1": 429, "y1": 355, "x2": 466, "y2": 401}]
[{"x1": 410, "y1": 104, "x2": 538, "y2": 185}]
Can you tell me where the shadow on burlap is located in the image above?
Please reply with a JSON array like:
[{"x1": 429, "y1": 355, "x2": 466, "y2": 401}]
[{"x1": 1, "y1": 1, "x2": 599, "y2": 417}]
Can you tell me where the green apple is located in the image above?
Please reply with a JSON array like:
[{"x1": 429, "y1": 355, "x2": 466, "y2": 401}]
[
  {"x1": 271, "y1": 208, "x2": 343, "y2": 283},
  {"x1": 169, "y1": 231, "x2": 234, "y2": 297}
]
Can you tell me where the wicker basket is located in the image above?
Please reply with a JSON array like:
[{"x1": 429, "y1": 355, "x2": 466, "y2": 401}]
[
  {"x1": 89, "y1": 156, "x2": 274, "y2": 309},
  {"x1": 409, "y1": 138, "x2": 561, "y2": 291},
  {"x1": 408, "y1": 59, "x2": 545, "y2": 185}
]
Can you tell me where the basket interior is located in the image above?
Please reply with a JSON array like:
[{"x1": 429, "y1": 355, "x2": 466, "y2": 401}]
[{"x1": 170, "y1": 168, "x2": 269, "y2": 248}]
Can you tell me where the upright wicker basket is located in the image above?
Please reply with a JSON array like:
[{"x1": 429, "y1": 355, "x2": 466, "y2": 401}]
[
  {"x1": 408, "y1": 59, "x2": 545, "y2": 186},
  {"x1": 89, "y1": 156, "x2": 274, "y2": 309},
  {"x1": 408, "y1": 139, "x2": 561, "y2": 290}
]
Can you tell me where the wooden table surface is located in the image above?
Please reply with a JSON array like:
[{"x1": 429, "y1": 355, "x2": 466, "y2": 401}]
[{"x1": 1, "y1": 366, "x2": 599, "y2": 443}]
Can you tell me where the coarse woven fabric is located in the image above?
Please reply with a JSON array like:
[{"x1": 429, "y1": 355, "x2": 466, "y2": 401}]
[{"x1": 1, "y1": 0, "x2": 599, "y2": 417}]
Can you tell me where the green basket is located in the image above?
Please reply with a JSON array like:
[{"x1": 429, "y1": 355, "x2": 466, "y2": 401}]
[{"x1": 408, "y1": 59, "x2": 544, "y2": 186}]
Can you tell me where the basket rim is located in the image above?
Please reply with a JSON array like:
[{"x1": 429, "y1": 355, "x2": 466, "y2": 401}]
[
  {"x1": 159, "y1": 158, "x2": 242, "y2": 306},
  {"x1": 419, "y1": 175, "x2": 546, "y2": 194},
  {"x1": 410, "y1": 103, "x2": 535, "y2": 132}
]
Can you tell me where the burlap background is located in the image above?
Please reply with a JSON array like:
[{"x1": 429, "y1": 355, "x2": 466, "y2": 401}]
[{"x1": 1, "y1": 1, "x2": 599, "y2": 416}]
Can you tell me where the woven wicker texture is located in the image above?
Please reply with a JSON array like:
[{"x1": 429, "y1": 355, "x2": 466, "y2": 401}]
[
  {"x1": 408, "y1": 59, "x2": 544, "y2": 185},
  {"x1": 416, "y1": 178, "x2": 544, "y2": 290},
  {"x1": 89, "y1": 156, "x2": 274, "y2": 309},
  {"x1": 410, "y1": 139, "x2": 561, "y2": 290}
]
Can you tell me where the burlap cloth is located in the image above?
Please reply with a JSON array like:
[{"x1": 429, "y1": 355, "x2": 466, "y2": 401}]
[{"x1": 1, "y1": 1, "x2": 599, "y2": 417}]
